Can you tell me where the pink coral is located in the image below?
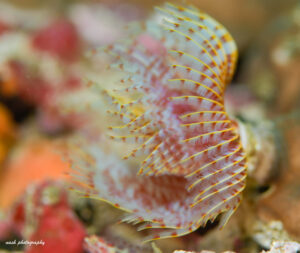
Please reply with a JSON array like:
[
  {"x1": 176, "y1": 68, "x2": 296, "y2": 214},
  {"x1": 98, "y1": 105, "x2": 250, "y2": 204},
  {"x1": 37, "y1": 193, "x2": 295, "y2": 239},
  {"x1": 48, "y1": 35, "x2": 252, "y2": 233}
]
[
  {"x1": 32, "y1": 19, "x2": 81, "y2": 62},
  {"x1": 1, "y1": 182, "x2": 86, "y2": 253}
]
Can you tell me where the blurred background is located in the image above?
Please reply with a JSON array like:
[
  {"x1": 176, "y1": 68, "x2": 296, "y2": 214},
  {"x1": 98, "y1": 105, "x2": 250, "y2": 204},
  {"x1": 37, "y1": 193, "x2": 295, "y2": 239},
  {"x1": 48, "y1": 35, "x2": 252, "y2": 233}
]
[{"x1": 0, "y1": 0, "x2": 299, "y2": 252}]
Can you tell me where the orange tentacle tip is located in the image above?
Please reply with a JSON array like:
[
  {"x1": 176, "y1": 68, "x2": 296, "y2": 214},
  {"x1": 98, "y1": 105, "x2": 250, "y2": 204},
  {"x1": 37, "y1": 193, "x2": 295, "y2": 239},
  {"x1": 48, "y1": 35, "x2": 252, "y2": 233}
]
[{"x1": 65, "y1": 2, "x2": 247, "y2": 242}]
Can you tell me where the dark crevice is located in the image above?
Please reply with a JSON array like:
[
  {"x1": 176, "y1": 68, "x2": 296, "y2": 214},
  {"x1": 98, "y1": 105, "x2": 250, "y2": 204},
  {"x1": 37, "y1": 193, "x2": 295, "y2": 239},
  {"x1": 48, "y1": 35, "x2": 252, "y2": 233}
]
[
  {"x1": 0, "y1": 94, "x2": 36, "y2": 123},
  {"x1": 231, "y1": 52, "x2": 246, "y2": 84},
  {"x1": 257, "y1": 184, "x2": 271, "y2": 194},
  {"x1": 74, "y1": 200, "x2": 95, "y2": 226},
  {"x1": 194, "y1": 217, "x2": 220, "y2": 236}
]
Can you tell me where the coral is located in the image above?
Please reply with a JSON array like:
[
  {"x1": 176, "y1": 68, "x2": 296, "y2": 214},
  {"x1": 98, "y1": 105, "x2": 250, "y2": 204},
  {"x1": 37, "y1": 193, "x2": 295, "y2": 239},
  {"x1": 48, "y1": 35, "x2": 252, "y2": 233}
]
[
  {"x1": 25, "y1": 184, "x2": 86, "y2": 253},
  {"x1": 0, "y1": 20, "x2": 11, "y2": 36},
  {"x1": 66, "y1": 3, "x2": 248, "y2": 242},
  {"x1": 1, "y1": 181, "x2": 86, "y2": 253},
  {"x1": 0, "y1": 9, "x2": 86, "y2": 133},
  {"x1": 0, "y1": 104, "x2": 15, "y2": 169},
  {"x1": 0, "y1": 137, "x2": 70, "y2": 209},
  {"x1": 32, "y1": 19, "x2": 81, "y2": 62}
]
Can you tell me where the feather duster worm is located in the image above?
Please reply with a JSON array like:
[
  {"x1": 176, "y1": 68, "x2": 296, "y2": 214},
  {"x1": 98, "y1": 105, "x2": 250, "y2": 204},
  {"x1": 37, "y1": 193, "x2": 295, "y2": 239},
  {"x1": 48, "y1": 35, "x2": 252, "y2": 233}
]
[{"x1": 67, "y1": 3, "x2": 247, "y2": 242}]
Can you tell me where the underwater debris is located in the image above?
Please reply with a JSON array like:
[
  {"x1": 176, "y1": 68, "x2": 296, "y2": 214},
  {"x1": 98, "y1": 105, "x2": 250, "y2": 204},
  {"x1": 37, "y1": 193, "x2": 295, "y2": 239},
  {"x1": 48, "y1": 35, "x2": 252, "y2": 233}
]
[
  {"x1": 257, "y1": 124, "x2": 300, "y2": 241},
  {"x1": 251, "y1": 221, "x2": 291, "y2": 250},
  {"x1": 174, "y1": 241, "x2": 300, "y2": 253},
  {"x1": 84, "y1": 235, "x2": 239, "y2": 253},
  {"x1": 244, "y1": 2, "x2": 300, "y2": 112},
  {"x1": 84, "y1": 234, "x2": 156, "y2": 253},
  {"x1": 261, "y1": 241, "x2": 300, "y2": 253},
  {"x1": 84, "y1": 235, "x2": 128, "y2": 253},
  {"x1": 238, "y1": 120, "x2": 278, "y2": 185},
  {"x1": 174, "y1": 251, "x2": 234, "y2": 253},
  {"x1": 65, "y1": 2, "x2": 248, "y2": 242}
]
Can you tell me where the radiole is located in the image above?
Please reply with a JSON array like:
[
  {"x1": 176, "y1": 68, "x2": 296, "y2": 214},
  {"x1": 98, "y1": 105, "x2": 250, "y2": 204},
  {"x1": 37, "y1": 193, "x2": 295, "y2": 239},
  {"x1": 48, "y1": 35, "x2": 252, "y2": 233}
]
[{"x1": 67, "y1": 2, "x2": 247, "y2": 242}]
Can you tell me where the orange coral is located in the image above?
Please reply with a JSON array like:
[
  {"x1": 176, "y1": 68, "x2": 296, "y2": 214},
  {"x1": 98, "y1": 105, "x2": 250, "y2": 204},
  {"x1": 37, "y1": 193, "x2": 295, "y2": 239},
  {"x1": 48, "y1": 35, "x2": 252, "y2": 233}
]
[
  {"x1": 0, "y1": 104, "x2": 15, "y2": 167},
  {"x1": 0, "y1": 138, "x2": 70, "y2": 209}
]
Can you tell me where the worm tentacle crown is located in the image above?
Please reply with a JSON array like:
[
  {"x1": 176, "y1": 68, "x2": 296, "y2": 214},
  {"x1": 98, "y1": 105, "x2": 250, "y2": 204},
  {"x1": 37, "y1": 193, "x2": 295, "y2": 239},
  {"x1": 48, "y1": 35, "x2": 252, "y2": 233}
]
[{"x1": 68, "y1": 2, "x2": 247, "y2": 242}]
